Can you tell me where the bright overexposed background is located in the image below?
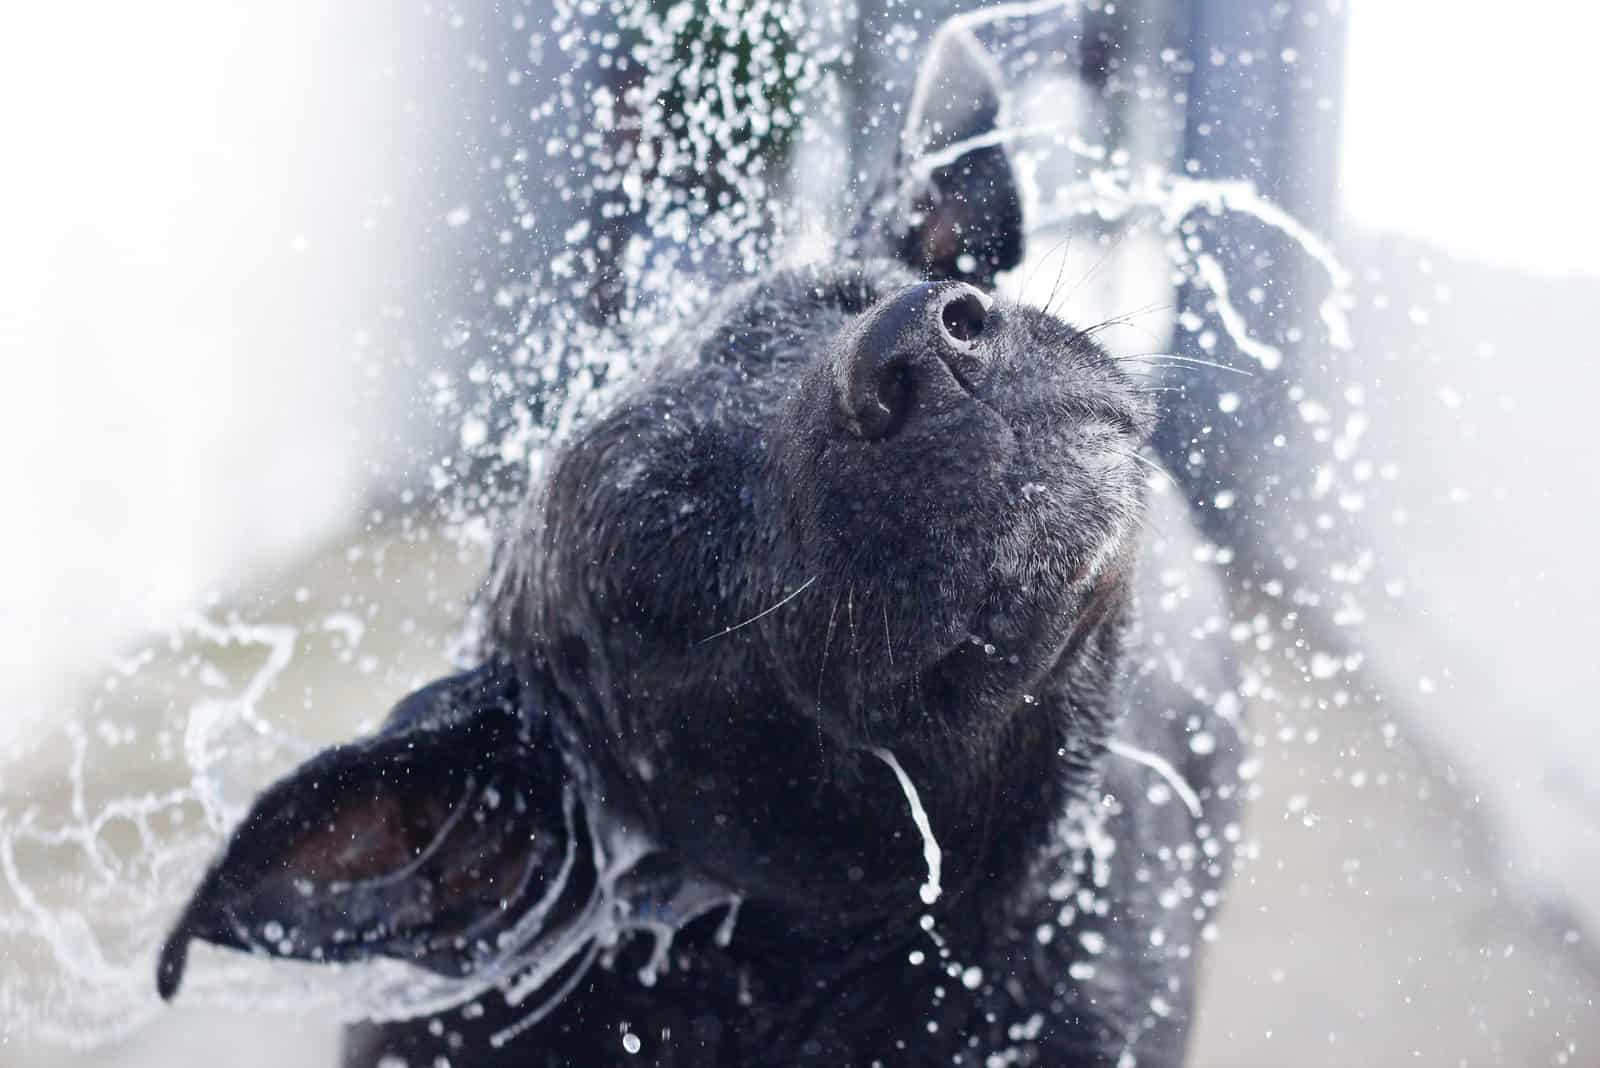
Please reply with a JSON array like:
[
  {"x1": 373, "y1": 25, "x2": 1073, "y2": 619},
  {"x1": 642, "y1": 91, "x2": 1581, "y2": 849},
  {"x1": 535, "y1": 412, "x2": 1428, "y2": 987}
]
[
  {"x1": 0, "y1": 5, "x2": 438, "y2": 718},
  {"x1": 1343, "y1": 3, "x2": 1600, "y2": 278}
]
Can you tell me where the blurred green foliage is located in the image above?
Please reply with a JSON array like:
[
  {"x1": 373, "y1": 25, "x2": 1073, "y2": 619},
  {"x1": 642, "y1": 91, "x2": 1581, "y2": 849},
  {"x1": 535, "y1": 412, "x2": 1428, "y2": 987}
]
[{"x1": 643, "y1": 0, "x2": 805, "y2": 182}]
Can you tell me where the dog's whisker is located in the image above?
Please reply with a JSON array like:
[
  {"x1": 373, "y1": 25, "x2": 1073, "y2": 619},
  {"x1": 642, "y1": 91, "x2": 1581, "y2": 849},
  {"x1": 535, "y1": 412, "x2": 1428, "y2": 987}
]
[
  {"x1": 1044, "y1": 232, "x2": 1074, "y2": 315},
  {"x1": 1080, "y1": 302, "x2": 1175, "y2": 344},
  {"x1": 846, "y1": 584, "x2": 859, "y2": 656},
  {"x1": 1052, "y1": 228, "x2": 1131, "y2": 317},
  {"x1": 1110, "y1": 446, "x2": 1179, "y2": 489},
  {"x1": 1024, "y1": 231, "x2": 1075, "y2": 306},
  {"x1": 1113, "y1": 353, "x2": 1253, "y2": 376},
  {"x1": 698, "y1": 577, "x2": 818, "y2": 643},
  {"x1": 882, "y1": 601, "x2": 894, "y2": 669}
]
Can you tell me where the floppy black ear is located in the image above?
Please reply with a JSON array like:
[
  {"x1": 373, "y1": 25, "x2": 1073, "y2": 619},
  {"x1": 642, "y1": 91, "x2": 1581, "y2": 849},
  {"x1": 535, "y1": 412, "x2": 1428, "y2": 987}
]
[
  {"x1": 156, "y1": 659, "x2": 575, "y2": 999},
  {"x1": 853, "y1": 23, "x2": 1025, "y2": 289}
]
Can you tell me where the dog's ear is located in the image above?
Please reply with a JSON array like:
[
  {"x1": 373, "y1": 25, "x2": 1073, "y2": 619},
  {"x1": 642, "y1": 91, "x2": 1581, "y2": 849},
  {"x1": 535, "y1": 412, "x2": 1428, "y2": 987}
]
[
  {"x1": 156, "y1": 659, "x2": 577, "y2": 999},
  {"x1": 852, "y1": 23, "x2": 1025, "y2": 289}
]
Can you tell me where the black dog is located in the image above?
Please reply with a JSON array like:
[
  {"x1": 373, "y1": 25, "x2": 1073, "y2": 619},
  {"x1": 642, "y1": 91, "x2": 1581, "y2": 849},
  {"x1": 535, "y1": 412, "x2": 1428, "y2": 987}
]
[{"x1": 157, "y1": 27, "x2": 1244, "y2": 1068}]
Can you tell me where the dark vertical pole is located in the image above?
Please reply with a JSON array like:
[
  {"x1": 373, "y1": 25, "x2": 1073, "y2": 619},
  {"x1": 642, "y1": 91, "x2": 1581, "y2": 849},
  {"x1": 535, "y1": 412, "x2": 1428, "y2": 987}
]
[{"x1": 1151, "y1": 0, "x2": 1348, "y2": 549}]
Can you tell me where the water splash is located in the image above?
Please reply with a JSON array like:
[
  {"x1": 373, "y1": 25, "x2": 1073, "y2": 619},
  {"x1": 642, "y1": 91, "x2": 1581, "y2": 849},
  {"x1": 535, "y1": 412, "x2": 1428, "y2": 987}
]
[
  {"x1": 1105, "y1": 739, "x2": 1203, "y2": 820},
  {"x1": 0, "y1": 616, "x2": 322, "y2": 1047},
  {"x1": 867, "y1": 746, "x2": 943, "y2": 907},
  {"x1": 481, "y1": 791, "x2": 740, "y2": 1049}
]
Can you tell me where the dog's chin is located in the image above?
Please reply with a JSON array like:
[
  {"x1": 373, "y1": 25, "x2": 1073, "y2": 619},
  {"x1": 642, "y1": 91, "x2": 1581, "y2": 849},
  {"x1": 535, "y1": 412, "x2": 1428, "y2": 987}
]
[
  {"x1": 767, "y1": 512, "x2": 1133, "y2": 740},
  {"x1": 945, "y1": 539, "x2": 1134, "y2": 685}
]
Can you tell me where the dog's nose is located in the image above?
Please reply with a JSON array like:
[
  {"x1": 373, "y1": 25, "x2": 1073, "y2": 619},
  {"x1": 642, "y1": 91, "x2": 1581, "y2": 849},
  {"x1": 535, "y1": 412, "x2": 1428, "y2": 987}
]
[{"x1": 835, "y1": 282, "x2": 994, "y2": 440}]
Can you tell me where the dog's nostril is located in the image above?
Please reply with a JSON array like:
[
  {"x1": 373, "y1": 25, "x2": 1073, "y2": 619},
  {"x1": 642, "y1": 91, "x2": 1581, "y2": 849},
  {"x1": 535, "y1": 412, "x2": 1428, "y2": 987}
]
[
  {"x1": 864, "y1": 364, "x2": 913, "y2": 439},
  {"x1": 939, "y1": 290, "x2": 989, "y2": 346},
  {"x1": 834, "y1": 281, "x2": 993, "y2": 441}
]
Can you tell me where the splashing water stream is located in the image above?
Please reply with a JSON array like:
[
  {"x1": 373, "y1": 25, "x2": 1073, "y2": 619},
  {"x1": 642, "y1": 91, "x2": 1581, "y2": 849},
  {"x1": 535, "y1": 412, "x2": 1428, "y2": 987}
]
[
  {"x1": 1105, "y1": 740, "x2": 1202, "y2": 820},
  {"x1": 867, "y1": 746, "x2": 943, "y2": 908}
]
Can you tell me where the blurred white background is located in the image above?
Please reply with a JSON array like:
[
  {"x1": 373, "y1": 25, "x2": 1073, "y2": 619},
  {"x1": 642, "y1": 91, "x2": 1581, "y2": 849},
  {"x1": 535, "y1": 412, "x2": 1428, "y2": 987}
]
[
  {"x1": 1344, "y1": 3, "x2": 1600, "y2": 277},
  {"x1": 0, "y1": 4, "x2": 434, "y2": 720},
  {"x1": 1341, "y1": 0, "x2": 1600, "y2": 939}
]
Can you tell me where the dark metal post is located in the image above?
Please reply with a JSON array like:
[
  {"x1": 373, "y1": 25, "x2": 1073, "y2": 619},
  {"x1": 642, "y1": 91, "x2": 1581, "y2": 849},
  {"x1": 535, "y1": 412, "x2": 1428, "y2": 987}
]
[{"x1": 1152, "y1": 0, "x2": 1348, "y2": 548}]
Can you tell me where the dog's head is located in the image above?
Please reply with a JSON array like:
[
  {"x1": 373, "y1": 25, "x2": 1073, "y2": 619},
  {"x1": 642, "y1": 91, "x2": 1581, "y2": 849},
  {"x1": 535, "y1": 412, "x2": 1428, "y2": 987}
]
[{"x1": 158, "y1": 25, "x2": 1151, "y2": 1004}]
